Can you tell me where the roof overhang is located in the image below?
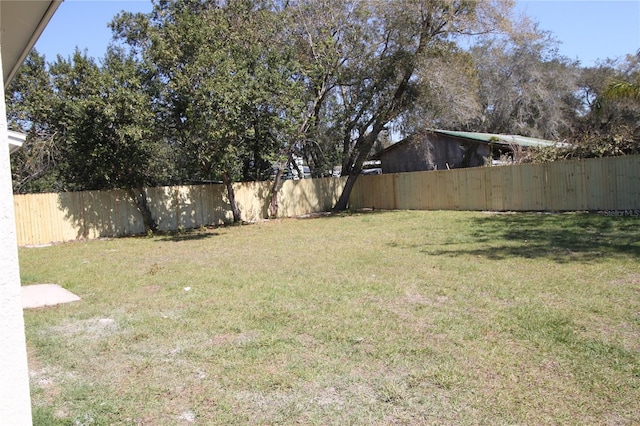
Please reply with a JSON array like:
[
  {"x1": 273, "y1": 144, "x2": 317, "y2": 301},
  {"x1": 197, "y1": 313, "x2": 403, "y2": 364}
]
[
  {"x1": 1, "y1": 1, "x2": 61, "y2": 154},
  {"x1": 374, "y1": 129, "x2": 569, "y2": 159},
  {"x1": 1, "y1": 1, "x2": 63, "y2": 88},
  {"x1": 8, "y1": 130, "x2": 25, "y2": 154},
  {"x1": 430, "y1": 130, "x2": 568, "y2": 149}
]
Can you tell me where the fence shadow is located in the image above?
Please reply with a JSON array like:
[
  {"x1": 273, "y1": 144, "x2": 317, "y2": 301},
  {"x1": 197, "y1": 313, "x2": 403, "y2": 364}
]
[
  {"x1": 48, "y1": 180, "x2": 336, "y2": 245},
  {"x1": 424, "y1": 212, "x2": 640, "y2": 263},
  {"x1": 56, "y1": 184, "x2": 234, "y2": 242},
  {"x1": 57, "y1": 189, "x2": 173, "y2": 240},
  {"x1": 278, "y1": 176, "x2": 345, "y2": 217},
  {"x1": 167, "y1": 184, "x2": 234, "y2": 228}
]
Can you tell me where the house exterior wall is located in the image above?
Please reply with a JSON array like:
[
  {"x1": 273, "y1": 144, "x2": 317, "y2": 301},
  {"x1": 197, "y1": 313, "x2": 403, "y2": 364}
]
[
  {"x1": 379, "y1": 133, "x2": 490, "y2": 173},
  {"x1": 0, "y1": 43, "x2": 33, "y2": 424}
]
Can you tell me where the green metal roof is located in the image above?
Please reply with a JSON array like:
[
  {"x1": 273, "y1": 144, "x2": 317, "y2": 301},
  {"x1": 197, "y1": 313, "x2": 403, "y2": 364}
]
[
  {"x1": 431, "y1": 130, "x2": 566, "y2": 148},
  {"x1": 372, "y1": 129, "x2": 569, "y2": 160}
]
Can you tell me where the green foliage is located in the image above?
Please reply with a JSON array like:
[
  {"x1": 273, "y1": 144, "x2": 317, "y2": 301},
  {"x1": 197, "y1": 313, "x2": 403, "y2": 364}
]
[
  {"x1": 465, "y1": 22, "x2": 580, "y2": 140},
  {"x1": 606, "y1": 79, "x2": 640, "y2": 102},
  {"x1": 566, "y1": 127, "x2": 639, "y2": 158},
  {"x1": 112, "y1": 0, "x2": 308, "y2": 221},
  {"x1": 113, "y1": 0, "x2": 304, "y2": 185},
  {"x1": 604, "y1": 51, "x2": 640, "y2": 103},
  {"x1": 6, "y1": 50, "x2": 61, "y2": 193},
  {"x1": 49, "y1": 48, "x2": 166, "y2": 192}
]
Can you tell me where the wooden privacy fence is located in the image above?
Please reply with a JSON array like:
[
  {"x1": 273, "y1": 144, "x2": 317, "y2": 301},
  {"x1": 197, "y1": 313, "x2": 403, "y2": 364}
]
[
  {"x1": 13, "y1": 155, "x2": 640, "y2": 246},
  {"x1": 350, "y1": 154, "x2": 640, "y2": 212},
  {"x1": 14, "y1": 177, "x2": 346, "y2": 246}
]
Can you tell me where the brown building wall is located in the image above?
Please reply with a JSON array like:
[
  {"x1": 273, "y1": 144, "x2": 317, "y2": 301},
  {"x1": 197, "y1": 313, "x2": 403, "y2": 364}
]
[{"x1": 379, "y1": 133, "x2": 490, "y2": 173}]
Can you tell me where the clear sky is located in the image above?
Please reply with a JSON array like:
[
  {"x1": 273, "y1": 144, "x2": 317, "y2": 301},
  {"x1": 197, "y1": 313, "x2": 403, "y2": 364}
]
[
  {"x1": 34, "y1": 0, "x2": 640, "y2": 67},
  {"x1": 517, "y1": 0, "x2": 640, "y2": 65}
]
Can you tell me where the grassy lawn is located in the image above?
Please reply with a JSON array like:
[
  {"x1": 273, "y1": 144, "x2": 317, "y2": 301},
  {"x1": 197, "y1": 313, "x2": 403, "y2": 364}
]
[{"x1": 21, "y1": 210, "x2": 640, "y2": 425}]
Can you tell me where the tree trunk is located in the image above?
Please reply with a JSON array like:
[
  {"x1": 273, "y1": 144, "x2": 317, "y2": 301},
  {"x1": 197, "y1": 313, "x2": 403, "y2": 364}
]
[
  {"x1": 333, "y1": 124, "x2": 385, "y2": 212},
  {"x1": 223, "y1": 173, "x2": 242, "y2": 223},
  {"x1": 126, "y1": 187, "x2": 158, "y2": 234},
  {"x1": 333, "y1": 171, "x2": 359, "y2": 211},
  {"x1": 268, "y1": 167, "x2": 285, "y2": 219}
]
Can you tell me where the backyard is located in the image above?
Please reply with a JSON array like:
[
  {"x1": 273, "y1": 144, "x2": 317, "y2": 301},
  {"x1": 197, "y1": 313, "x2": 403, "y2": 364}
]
[{"x1": 21, "y1": 210, "x2": 640, "y2": 425}]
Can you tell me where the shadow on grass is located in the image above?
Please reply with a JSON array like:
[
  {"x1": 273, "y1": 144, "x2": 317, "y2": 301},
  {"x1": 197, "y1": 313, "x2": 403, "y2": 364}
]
[
  {"x1": 155, "y1": 230, "x2": 221, "y2": 243},
  {"x1": 296, "y1": 208, "x2": 392, "y2": 220},
  {"x1": 423, "y1": 212, "x2": 640, "y2": 263}
]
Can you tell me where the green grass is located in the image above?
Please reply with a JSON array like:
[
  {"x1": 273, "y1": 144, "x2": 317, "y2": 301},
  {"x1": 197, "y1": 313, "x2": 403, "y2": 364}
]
[{"x1": 21, "y1": 210, "x2": 640, "y2": 425}]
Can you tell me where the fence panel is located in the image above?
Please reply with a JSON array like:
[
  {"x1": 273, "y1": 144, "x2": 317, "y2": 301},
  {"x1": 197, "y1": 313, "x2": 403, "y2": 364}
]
[
  {"x1": 351, "y1": 155, "x2": 640, "y2": 213},
  {"x1": 458, "y1": 168, "x2": 487, "y2": 210},
  {"x1": 14, "y1": 177, "x2": 347, "y2": 246},
  {"x1": 276, "y1": 177, "x2": 346, "y2": 217},
  {"x1": 352, "y1": 174, "x2": 396, "y2": 210},
  {"x1": 613, "y1": 156, "x2": 640, "y2": 210}
]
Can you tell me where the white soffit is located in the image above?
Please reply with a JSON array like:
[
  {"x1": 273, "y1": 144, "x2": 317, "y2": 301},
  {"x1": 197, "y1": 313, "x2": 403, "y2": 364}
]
[
  {"x1": 1, "y1": 1, "x2": 63, "y2": 87},
  {"x1": 1, "y1": 1, "x2": 61, "y2": 153},
  {"x1": 8, "y1": 130, "x2": 25, "y2": 154}
]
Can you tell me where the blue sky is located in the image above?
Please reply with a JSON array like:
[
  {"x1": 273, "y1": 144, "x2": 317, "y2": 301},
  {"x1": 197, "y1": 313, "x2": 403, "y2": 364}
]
[{"x1": 34, "y1": 0, "x2": 640, "y2": 67}]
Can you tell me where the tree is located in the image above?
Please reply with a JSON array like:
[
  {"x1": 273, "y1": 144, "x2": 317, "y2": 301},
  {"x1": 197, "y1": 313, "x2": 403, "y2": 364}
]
[
  {"x1": 110, "y1": 0, "x2": 519, "y2": 215},
  {"x1": 604, "y1": 51, "x2": 640, "y2": 103},
  {"x1": 113, "y1": 0, "x2": 305, "y2": 222},
  {"x1": 108, "y1": 0, "x2": 533, "y2": 215},
  {"x1": 318, "y1": 0, "x2": 513, "y2": 211},
  {"x1": 49, "y1": 48, "x2": 169, "y2": 232},
  {"x1": 283, "y1": 0, "x2": 359, "y2": 179},
  {"x1": 467, "y1": 21, "x2": 580, "y2": 140},
  {"x1": 6, "y1": 50, "x2": 61, "y2": 193},
  {"x1": 566, "y1": 53, "x2": 640, "y2": 158},
  {"x1": 404, "y1": 45, "x2": 482, "y2": 133}
]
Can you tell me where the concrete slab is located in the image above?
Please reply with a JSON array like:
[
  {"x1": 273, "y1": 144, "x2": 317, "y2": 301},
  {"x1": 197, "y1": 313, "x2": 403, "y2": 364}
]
[{"x1": 21, "y1": 284, "x2": 81, "y2": 309}]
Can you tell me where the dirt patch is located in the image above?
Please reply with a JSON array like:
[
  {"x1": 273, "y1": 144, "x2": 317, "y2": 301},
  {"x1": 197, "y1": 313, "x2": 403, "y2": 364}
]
[{"x1": 46, "y1": 317, "x2": 118, "y2": 339}]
